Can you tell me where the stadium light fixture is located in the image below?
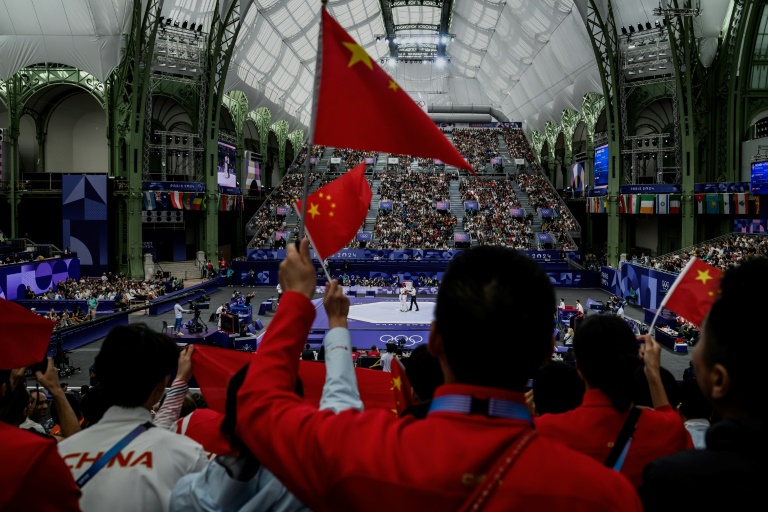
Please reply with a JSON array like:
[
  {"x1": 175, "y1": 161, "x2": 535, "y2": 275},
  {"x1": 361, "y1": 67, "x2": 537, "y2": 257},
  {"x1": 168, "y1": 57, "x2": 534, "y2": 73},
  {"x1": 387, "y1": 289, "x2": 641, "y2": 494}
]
[{"x1": 436, "y1": 57, "x2": 446, "y2": 68}]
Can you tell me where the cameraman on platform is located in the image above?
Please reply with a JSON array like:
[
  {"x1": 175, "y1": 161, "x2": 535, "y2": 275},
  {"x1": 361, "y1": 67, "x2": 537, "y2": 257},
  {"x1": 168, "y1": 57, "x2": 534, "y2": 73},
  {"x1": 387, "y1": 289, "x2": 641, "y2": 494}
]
[{"x1": 173, "y1": 299, "x2": 190, "y2": 337}]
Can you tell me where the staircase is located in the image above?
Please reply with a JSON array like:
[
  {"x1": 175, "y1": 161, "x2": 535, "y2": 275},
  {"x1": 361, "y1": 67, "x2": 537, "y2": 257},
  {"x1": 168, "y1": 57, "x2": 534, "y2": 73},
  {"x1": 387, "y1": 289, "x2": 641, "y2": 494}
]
[
  {"x1": 366, "y1": 176, "x2": 381, "y2": 232},
  {"x1": 497, "y1": 132, "x2": 517, "y2": 172},
  {"x1": 449, "y1": 180, "x2": 466, "y2": 247},
  {"x1": 155, "y1": 260, "x2": 202, "y2": 281},
  {"x1": 318, "y1": 146, "x2": 333, "y2": 171}
]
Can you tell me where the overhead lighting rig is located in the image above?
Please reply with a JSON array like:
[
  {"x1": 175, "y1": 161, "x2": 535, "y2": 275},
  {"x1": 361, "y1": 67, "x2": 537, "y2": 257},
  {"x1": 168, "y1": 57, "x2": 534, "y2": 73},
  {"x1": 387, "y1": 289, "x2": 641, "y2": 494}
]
[{"x1": 653, "y1": 0, "x2": 702, "y2": 17}]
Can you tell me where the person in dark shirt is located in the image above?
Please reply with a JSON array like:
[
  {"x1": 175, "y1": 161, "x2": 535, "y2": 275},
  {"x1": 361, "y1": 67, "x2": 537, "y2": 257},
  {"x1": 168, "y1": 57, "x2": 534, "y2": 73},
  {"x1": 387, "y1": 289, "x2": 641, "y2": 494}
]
[{"x1": 301, "y1": 343, "x2": 315, "y2": 361}]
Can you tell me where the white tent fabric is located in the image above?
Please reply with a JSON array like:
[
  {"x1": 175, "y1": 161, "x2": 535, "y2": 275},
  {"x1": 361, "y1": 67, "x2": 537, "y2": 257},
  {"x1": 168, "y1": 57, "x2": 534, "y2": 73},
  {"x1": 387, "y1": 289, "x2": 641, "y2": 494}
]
[{"x1": 0, "y1": 0, "x2": 734, "y2": 137}]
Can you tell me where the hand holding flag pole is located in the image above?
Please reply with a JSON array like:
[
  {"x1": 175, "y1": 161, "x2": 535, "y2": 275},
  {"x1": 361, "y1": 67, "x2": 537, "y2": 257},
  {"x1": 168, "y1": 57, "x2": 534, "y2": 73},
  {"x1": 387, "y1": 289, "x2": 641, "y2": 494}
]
[{"x1": 647, "y1": 257, "x2": 722, "y2": 333}]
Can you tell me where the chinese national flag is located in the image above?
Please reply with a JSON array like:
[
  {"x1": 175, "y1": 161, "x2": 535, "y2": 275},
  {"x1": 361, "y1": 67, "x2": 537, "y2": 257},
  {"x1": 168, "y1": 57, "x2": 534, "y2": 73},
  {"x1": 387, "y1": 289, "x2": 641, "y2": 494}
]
[
  {"x1": 391, "y1": 355, "x2": 415, "y2": 416},
  {"x1": 0, "y1": 298, "x2": 56, "y2": 369},
  {"x1": 295, "y1": 163, "x2": 372, "y2": 260},
  {"x1": 660, "y1": 257, "x2": 723, "y2": 327},
  {"x1": 314, "y1": 9, "x2": 472, "y2": 173}
]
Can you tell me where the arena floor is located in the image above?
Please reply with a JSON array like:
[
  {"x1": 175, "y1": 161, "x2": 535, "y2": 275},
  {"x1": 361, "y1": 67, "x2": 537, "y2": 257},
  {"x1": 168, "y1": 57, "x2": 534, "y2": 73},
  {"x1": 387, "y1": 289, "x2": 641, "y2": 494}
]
[{"x1": 61, "y1": 285, "x2": 691, "y2": 388}]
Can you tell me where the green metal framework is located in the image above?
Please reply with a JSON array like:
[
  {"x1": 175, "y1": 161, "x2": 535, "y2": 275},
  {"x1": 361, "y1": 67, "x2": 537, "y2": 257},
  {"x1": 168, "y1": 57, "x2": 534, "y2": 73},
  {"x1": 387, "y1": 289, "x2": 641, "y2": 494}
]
[
  {"x1": 530, "y1": 130, "x2": 544, "y2": 164},
  {"x1": 561, "y1": 109, "x2": 582, "y2": 168},
  {"x1": 288, "y1": 130, "x2": 305, "y2": 162},
  {"x1": 251, "y1": 107, "x2": 272, "y2": 163},
  {"x1": 272, "y1": 120, "x2": 289, "y2": 173},
  {"x1": 544, "y1": 121, "x2": 560, "y2": 183}
]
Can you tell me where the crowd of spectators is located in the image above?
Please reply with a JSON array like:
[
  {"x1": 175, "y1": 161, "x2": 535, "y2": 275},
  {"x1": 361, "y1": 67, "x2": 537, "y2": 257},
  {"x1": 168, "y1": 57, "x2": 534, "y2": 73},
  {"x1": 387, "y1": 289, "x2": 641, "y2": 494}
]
[
  {"x1": 513, "y1": 173, "x2": 578, "y2": 250},
  {"x1": 374, "y1": 172, "x2": 456, "y2": 249},
  {"x1": 331, "y1": 148, "x2": 376, "y2": 168},
  {"x1": 460, "y1": 177, "x2": 532, "y2": 249},
  {"x1": 503, "y1": 128, "x2": 537, "y2": 165},
  {"x1": 247, "y1": 171, "x2": 321, "y2": 248},
  {"x1": 451, "y1": 128, "x2": 500, "y2": 173},
  {"x1": 293, "y1": 143, "x2": 326, "y2": 168},
  {"x1": 644, "y1": 234, "x2": 768, "y2": 273}
]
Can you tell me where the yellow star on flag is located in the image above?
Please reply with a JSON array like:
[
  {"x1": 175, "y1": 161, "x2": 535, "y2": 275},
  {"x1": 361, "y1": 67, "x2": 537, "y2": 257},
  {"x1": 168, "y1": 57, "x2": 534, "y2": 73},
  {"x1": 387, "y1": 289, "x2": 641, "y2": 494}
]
[
  {"x1": 695, "y1": 269, "x2": 713, "y2": 285},
  {"x1": 326, "y1": 194, "x2": 332, "y2": 201},
  {"x1": 392, "y1": 376, "x2": 402, "y2": 391},
  {"x1": 329, "y1": 211, "x2": 334, "y2": 217},
  {"x1": 388, "y1": 80, "x2": 399, "y2": 92},
  {"x1": 331, "y1": 203, "x2": 336, "y2": 208},
  {"x1": 308, "y1": 203, "x2": 321, "y2": 219},
  {"x1": 318, "y1": 193, "x2": 324, "y2": 198},
  {"x1": 342, "y1": 42, "x2": 373, "y2": 70}
]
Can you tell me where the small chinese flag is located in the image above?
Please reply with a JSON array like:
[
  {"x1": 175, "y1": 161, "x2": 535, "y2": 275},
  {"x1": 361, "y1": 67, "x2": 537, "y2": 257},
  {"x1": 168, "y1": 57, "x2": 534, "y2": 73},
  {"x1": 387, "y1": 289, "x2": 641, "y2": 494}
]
[
  {"x1": 391, "y1": 355, "x2": 415, "y2": 416},
  {"x1": 660, "y1": 257, "x2": 723, "y2": 327},
  {"x1": 295, "y1": 163, "x2": 372, "y2": 261},
  {"x1": 0, "y1": 299, "x2": 56, "y2": 369},
  {"x1": 314, "y1": 8, "x2": 472, "y2": 173}
]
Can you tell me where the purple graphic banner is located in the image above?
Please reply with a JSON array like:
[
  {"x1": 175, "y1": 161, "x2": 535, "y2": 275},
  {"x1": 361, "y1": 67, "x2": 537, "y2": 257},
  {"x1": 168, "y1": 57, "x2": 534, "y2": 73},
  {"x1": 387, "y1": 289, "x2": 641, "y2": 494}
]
[
  {"x1": 364, "y1": 157, "x2": 376, "y2": 164},
  {"x1": 464, "y1": 201, "x2": 478, "y2": 211},
  {"x1": 275, "y1": 232, "x2": 290, "y2": 240},
  {"x1": 310, "y1": 157, "x2": 318, "y2": 165},
  {"x1": 379, "y1": 201, "x2": 393, "y2": 210},
  {"x1": 434, "y1": 159, "x2": 444, "y2": 165},
  {"x1": 357, "y1": 232, "x2": 373, "y2": 241},
  {"x1": 537, "y1": 233, "x2": 553, "y2": 243},
  {"x1": 491, "y1": 157, "x2": 502, "y2": 165},
  {"x1": 436, "y1": 201, "x2": 450, "y2": 210},
  {"x1": 454, "y1": 233, "x2": 471, "y2": 242},
  {"x1": 510, "y1": 208, "x2": 525, "y2": 217},
  {"x1": 0, "y1": 258, "x2": 80, "y2": 300},
  {"x1": 539, "y1": 208, "x2": 554, "y2": 217},
  {"x1": 275, "y1": 206, "x2": 290, "y2": 216}
]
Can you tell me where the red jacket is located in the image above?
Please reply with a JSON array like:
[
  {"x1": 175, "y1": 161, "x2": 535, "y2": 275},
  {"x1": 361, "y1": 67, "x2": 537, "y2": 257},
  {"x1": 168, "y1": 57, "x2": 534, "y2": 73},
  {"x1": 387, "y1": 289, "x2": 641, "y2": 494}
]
[
  {"x1": 237, "y1": 292, "x2": 642, "y2": 511},
  {"x1": 535, "y1": 389, "x2": 694, "y2": 488},
  {"x1": 0, "y1": 423, "x2": 81, "y2": 510}
]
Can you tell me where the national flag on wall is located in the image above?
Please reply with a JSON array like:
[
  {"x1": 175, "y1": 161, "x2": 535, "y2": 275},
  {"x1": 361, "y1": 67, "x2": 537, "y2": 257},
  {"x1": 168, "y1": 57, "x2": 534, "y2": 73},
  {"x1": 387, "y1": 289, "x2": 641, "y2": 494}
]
[
  {"x1": 640, "y1": 194, "x2": 655, "y2": 214},
  {"x1": 184, "y1": 193, "x2": 193, "y2": 210},
  {"x1": 619, "y1": 194, "x2": 627, "y2": 214},
  {"x1": 170, "y1": 191, "x2": 184, "y2": 209},
  {"x1": 755, "y1": 196, "x2": 760, "y2": 214},
  {"x1": 721, "y1": 193, "x2": 731, "y2": 214},
  {"x1": 295, "y1": 163, "x2": 373, "y2": 261},
  {"x1": 313, "y1": 8, "x2": 472, "y2": 173},
  {"x1": 143, "y1": 191, "x2": 156, "y2": 211},
  {"x1": 670, "y1": 194, "x2": 681, "y2": 214},
  {"x1": 192, "y1": 194, "x2": 203, "y2": 211},
  {"x1": 695, "y1": 194, "x2": 705, "y2": 214},
  {"x1": 600, "y1": 197, "x2": 607, "y2": 213},
  {"x1": 628, "y1": 194, "x2": 641, "y2": 214},
  {"x1": 735, "y1": 193, "x2": 748, "y2": 214},
  {"x1": 656, "y1": 194, "x2": 669, "y2": 214},
  {"x1": 658, "y1": 257, "x2": 723, "y2": 327},
  {"x1": 391, "y1": 356, "x2": 415, "y2": 416},
  {"x1": 705, "y1": 193, "x2": 720, "y2": 214},
  {"x1": 220, "y1": 195, "x2": 230, "y2": 211}
]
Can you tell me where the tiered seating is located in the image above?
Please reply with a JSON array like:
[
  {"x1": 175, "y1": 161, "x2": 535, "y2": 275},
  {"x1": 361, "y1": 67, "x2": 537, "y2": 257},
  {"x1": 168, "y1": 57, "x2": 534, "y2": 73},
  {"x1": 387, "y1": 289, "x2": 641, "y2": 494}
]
[
  {"x1": 503, "y1": 128, "x2": 537, "y2": 166},
  {"x1": 513, "y1": 173, "x2": 578, "y2": 250},
  {"x1": 460, "y1": 177, "x2": 532, "y2": 249},
  {"x1": 247, "y1": 171, "x2": 322, "y2": 248},
  {"x1": 331, "y1": 148, "x2": 376, "y2": 168},
  {"x1": 451, "y1": 128, "x2": 500, "y2": 173},
  {"x1": 373, "y1": 172, "x2": 456, "y2": 249},
  {"x1": 293, "y1": 143, "x2": 326, "y2": 168},
  {"x1": 647, "y1": 234, "x2": 768, "y2": 273}
]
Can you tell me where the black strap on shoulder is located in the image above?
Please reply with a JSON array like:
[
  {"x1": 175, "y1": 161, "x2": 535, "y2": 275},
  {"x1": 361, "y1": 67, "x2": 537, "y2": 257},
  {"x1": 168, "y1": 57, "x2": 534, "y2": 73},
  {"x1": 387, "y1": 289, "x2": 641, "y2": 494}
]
[{"x1": 604, "y1": 407, "x2": 642, "y2": 470}]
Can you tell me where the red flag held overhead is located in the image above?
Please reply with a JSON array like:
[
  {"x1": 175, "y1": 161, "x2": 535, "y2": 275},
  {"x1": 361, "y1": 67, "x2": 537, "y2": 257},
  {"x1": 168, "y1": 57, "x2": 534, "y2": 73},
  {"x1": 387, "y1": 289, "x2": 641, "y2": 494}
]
[
  {"x1": 295, "y1": 163, "x2": 372, "y2": 261},
  {"x1": 0, "y1": 299, "x2": 56, "y2": 369},
  {"x1": 391, "y1": 355, "x2": 415, "y2": 416},
  {"x1": 659, "y1": 257, "x2": 723, "y2": 327},
  {"x1": 314, "y1": 9, "x2": 473, "y2": 173}
]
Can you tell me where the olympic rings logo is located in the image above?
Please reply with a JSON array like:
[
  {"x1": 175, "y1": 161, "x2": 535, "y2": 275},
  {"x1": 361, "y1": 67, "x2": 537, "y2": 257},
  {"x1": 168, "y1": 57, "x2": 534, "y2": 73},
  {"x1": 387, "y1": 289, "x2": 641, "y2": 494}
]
[{"x1": 379, "y1": 334, "x2": 423, "y2": 346}]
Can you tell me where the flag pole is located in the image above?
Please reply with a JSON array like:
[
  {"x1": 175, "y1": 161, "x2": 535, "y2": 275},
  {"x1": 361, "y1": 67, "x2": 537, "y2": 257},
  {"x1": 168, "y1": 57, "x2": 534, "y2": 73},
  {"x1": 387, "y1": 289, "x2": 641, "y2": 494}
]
[
  {"x1": 298, "y1": 1, "x2": 327, "y2": 242},
  {"x1": 293, "y1": 204, "x2": 333, "y2": 284}
]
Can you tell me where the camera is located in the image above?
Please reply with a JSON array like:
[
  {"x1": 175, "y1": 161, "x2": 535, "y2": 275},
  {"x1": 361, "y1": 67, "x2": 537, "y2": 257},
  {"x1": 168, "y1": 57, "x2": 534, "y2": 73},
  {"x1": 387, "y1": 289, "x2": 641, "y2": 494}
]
[{"x1": 191, "y1": 302, "x2": 210, "y2": 311}]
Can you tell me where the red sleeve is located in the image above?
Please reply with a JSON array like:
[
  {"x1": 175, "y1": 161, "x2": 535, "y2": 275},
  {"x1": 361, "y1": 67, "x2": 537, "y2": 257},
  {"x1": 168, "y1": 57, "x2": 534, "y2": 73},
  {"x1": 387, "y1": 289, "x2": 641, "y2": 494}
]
[
  {"x1": 14, "y1": 440, "x2": 81, "y2": 511},
  {"x1": 235, "y1": 292, "x2": 393, "y2": 508}
]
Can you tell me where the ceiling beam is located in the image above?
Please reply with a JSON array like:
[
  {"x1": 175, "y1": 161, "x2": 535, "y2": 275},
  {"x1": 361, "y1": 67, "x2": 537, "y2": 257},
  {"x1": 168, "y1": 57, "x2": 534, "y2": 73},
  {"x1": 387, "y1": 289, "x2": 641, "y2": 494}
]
[
  {"x1": 394, "y1": 23, "x2": 440, "y2": 32},
  {"x1": 377, "y1": 0, "x2": 398, "y2": 58},
  {"x1": 438, "y1": 0, "x2": 455, "y2": 58}
]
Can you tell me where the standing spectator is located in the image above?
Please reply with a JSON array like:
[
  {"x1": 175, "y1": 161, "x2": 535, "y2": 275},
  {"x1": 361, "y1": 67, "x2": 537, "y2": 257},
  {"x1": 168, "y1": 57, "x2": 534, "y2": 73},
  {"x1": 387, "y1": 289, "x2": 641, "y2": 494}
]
[
  {"x1": 226, "y1": 268, "x2": 234, "y2": 288},
  {"x1": 379, "y1": 342, "x2": 396, "y2": 372},
  {"x1": 58, "y1": 324, "x2": 207, "y2": 511},
  {"x1": 232, "y1": 241, "x2": 643, "y2": 511},
  {"x1": 173, "y1": 299, "x2": 189, "y2": 337},
  {"x1": 87, "y1": 295, "x2": 99, "y2": 321},
  {"x1": 247, "y1": 268, "x2": 255, "y2": 287},
  {"x1": 639, "y1": 258, "x2": 768, "y2": 509},
  {"x1": 276, "y1": 283, "x2": 283, "y2": 304}
]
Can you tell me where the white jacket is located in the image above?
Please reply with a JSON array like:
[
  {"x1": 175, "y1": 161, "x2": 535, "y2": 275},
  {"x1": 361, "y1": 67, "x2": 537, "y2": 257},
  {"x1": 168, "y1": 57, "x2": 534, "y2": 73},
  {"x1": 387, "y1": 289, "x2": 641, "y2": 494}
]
[{"x1": 58, "y1": 406, "x2": 208, "y2": 512}]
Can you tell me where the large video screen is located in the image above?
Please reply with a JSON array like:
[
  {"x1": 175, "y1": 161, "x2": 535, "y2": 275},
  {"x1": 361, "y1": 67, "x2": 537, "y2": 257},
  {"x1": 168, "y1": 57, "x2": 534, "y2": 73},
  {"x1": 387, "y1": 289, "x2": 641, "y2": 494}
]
[
  {"x1": 217, "y1": 142, "x2": 237, "y2": 187},
  {"x1": 245, "y1": 151, "x2": 261, "y2": 194},
  {"x1": 751, "y1": 161, "x2": 768, "y2": 195},
  {"x1": 594, "y1": 144, "x2": 609, "y2": 186}
]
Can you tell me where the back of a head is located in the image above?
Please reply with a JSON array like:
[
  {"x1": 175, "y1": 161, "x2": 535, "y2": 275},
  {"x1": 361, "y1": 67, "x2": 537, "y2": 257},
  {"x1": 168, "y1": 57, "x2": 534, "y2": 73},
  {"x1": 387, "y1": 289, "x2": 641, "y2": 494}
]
[
  {"x1": 80, "y1": 385, "x2": 112, "y2": 427},
  {"x1": 95, "y1": 324, "x2": 179, "y2": 407},
  {"x1": 404, "y1": 344, "x2": 443, "y2": 402},
  {"x1": 633, "y1": 365, "x2": 680, "y2": 408},
  {"x1": 573, "y1": 314, "x2": 641, "y2": 411},
  {"x1": 533, "y1": 360, "x2": 585, "y2": 415},
  {"x1": 702, "y1": 258, "x2": 767, "y2": 420},
  {"x1": 678, "y1": 378, "x2": 713, "y2": 421},
  {"x1": 51, "y1": 392, "x2": 82, "y2": 425},
  {"x1": 436, "y1": 246, "x2": 555, "y2": 390}
]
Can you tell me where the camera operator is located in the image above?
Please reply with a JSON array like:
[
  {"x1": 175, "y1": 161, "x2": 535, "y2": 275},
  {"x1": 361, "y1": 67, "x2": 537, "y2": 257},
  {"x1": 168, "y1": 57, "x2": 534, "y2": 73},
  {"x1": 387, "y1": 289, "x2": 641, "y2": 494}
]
[{"x1": 173, "y1": 299, "x2": 190, "y2": 337}]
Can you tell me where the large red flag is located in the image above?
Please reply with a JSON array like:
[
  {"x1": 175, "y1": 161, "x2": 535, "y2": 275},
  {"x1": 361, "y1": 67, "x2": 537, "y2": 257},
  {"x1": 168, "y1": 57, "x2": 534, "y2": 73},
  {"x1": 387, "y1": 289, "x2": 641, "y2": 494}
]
[
  {"x1": 391, "y1": 355, "x2": 415, "y2": 416},
  {"x1": 0, "y1": 299, "x2": 55, "y2": 369},
  {"x1": 191, "y1": 345, "x2": 395, "y2": 413},
  {"x1": 295, "y1": 163, "x2": 372, "y2": 260},
  {"x1": 314, "y1": 9, "x2": 472, "y2": 173},
  {"x1": 659, "y1": 257, "x2": 723, "y2": 327}
]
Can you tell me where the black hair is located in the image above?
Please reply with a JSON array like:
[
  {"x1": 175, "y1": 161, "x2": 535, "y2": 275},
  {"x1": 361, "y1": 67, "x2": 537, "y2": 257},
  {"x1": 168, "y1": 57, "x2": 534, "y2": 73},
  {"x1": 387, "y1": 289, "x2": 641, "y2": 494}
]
[
  {"x1": 50, "y1": 392, "x2": 82, "y2": 425},
  {"x1": 633, "y1": 365, "x2": 680, "y2": 408},
  {"x1": 532, "y1": 360, "x2": 585, "y2": 415},
  {"x1": 94, "y1": 324, "x2": 179, "y2": 407},
  {"x1": 404, "y1": 344, "x2": 443, "y2": 402},
  {"x1": 678, "y1": 378, "x2": 713, "y2": 420},
  {"x1": 702, "y1": 258, "x2": 767, "y2": 419},
  {"x1": 435, "y1": 246, "x2": 555, "y2": 390},
  {"x1": 573, "y1": 314, "x2": 642, "y2": 411},
  {"x1": 385, "y1": 343, "x2": 396, "y2": 353},
  {"x1": 80, "y1": 384, "x2": 112, "y2": 428}
]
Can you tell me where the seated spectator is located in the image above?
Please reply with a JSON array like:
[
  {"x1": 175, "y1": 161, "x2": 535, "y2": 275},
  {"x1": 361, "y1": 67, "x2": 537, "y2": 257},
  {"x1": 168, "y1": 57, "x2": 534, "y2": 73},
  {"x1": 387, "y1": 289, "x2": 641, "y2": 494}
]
[
  {"x1": 534, "y1": 315, "x2": 693, "y2": 488},
  {"x1": 400, "y1": 344, "x2": 443, "y2": 419},
  {"x1": 528, "y1": 360, "x2": 585, "y2": 416},
  {"x1": 232, "y1": 241, "x2": 642, "y2": 510},
  {"x1": 58, "y1": 324, "x2": 207, "y2": 511}
]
